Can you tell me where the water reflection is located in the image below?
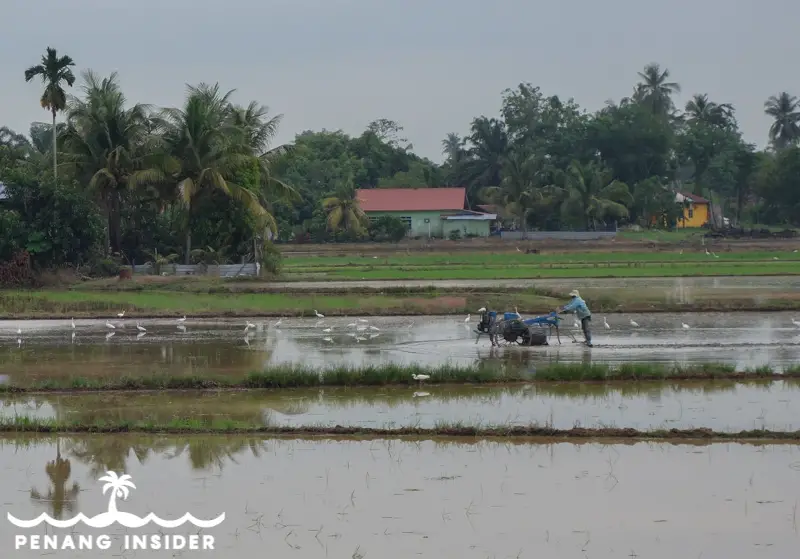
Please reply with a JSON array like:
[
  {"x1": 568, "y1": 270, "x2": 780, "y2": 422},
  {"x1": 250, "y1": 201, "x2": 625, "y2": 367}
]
[
  {"x1": 29, "y1": 439, "x2": 80, "y2": 520},
  {"x1": 5, "y1": 379, "x2": 800, "y2": 432},
  {"x1": 1, "y1": 436, "x2": 798, "y2": 558},
  {"x1": 1, "y1": 313, "x2": 799, "y2": 382}
]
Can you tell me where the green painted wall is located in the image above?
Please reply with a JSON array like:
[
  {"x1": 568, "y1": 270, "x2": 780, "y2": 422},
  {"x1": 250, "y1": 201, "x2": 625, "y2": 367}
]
[
  {"x1": 442, "y1": 220, "x2": 491, "y2": 238},
  {"x1": 366, "y1": 210, "x2": 446, "y2": 237},
  {"x1": 366, "y1": 210, "x2": 491, "y2": 238}
]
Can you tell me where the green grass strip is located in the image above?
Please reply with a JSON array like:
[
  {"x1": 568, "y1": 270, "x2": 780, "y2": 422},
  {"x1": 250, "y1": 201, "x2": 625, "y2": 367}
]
[
  {"x1": 2, "y1": 416, "x2": 800, "y2": 441},
  {"x1": 2, "y1": 362, "x2": 798, "y2": 393}
]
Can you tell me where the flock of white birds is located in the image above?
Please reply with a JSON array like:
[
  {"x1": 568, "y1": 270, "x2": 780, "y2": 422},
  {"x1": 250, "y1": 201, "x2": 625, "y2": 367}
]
[{"x1": 9, "y1": 310, "x2": 800, "y2": 349}]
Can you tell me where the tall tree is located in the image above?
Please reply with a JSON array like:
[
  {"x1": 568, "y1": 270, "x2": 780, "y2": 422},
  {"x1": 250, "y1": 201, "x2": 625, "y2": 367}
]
[
  {"x1": 684, "y1": 94, "x2": 734, "y2": 128},
  {"x1": 24, "y1": 47, "x2": 76, "y2": 179},
  {"x1": 459, "y1": 117, "x2": 508, "y2": 208},
  {"x1": 157, "y1": 83, "x2": 272, "y2": 263},
  {"x1": 764, "y1": 92, "x2": 800, "y2": 149},
  {"x1": 322, "y1": 181, "x2": 369, "y2": 235},
  {"x1": 561, "y1": 160, "x2": 633, "y2": 230},
  {"x1": 61, "y1": 70, "x2": 156, "y2": 253},
  {"x1": 634, "y1": 63, "x2": 680, "y2": 115}
]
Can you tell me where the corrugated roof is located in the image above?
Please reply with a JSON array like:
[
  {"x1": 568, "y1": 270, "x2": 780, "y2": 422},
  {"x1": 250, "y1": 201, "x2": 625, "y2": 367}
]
[
  {"x1": 356, "y1": 187, "x2": 466, "y2": 212},
  {"x1": 677, "y1": 191, "x2": 709, "y2": 204}
]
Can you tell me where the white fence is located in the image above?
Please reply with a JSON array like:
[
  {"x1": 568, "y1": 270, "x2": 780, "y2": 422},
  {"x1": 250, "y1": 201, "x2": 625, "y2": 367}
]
[
  {"x1": 132, "y1": 263, "x2": 260, "y2": 277},
  {"x1": 500, "y1": 231, "x2": 617, "y2": 241}
]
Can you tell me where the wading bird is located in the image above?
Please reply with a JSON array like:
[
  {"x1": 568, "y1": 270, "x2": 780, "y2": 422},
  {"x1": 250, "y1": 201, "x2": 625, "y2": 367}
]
[
  {"x1": 136, "y1": 322, "x2": 146, "y2": 332},
  {"x1": 314, "y1": 310, "x2": 325, "y2": 318},
  {"x1": 630, "y1": 319, "x2": 639, "y2": 327},
  {"x1": 105, "y1": 321, "x2": 115, "y2": 329},
  {"x1": 603, "y1": 317, "x2": 610, "y2": 329}
]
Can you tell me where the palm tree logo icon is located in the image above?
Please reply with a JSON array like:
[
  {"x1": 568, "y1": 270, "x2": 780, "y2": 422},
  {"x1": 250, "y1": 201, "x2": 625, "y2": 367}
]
[
  {"x1": 99, "y1": 472, "x2": 135, "y2": 516},
  {"x1": 8, "y1": 471, "x2": 225, "y2": 529}
]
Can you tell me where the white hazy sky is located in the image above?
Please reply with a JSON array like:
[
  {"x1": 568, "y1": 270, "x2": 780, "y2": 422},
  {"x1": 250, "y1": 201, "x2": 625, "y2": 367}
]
[{"x1": 2, "y1": 0, "x2": 799, "y2": 162}]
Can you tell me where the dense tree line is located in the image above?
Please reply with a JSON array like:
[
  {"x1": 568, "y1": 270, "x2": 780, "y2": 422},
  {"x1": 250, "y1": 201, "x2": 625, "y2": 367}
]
[{"x1": 2, "y1": 49, "x2": 800, "y2": 273}]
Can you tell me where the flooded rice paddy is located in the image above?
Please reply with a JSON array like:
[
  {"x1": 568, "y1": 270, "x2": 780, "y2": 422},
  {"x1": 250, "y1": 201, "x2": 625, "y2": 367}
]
[
  {"x1": 1, "y1": 312, "x2": 800, "y2": 382},
  {"x1": 2, "y1": 380, "x2": 799, "y2": 432},
  {"x1": 1, "y1": 435, "x2": 798, "y2": 558}
]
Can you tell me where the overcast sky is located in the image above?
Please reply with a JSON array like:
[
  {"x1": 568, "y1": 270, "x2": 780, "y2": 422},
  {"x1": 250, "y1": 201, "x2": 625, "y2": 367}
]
[{"x1": 2, "y1": 0, "x2": 799, "y2": 162}]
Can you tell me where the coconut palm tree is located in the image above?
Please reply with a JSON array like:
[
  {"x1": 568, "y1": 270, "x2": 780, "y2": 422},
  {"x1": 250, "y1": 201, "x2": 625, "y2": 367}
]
[
  {"x1": 156, "y1": 83, "x2": 274, "y2": 263},
  {"x1": 684, "y1": 94, "x2": 734, "y2": 127},
  {"x1": 322, "y1": 181, "x2": 369, "y2": 235},
  {"x1": 60, "y1": 70, "x2": 157, "y2": 253},
  {"x1": 441, "y1": 132, "x2": 466, "y2": 164},
  {"x1": 484, "y1": 148, "x2": 558, "y2": 232},
  {"x1": 634, "y1": 63, "x2": 680, "y2": 115},
  {"x1": 23, "y1": 47, "x2": 76, "y2": 179},
  {"x1": 459, "y1": 117, "x2": 508, "y2": 208},
  {"x1": 764, "y1": 92, "x2": 800, "y2": 149},
  {"x1": 562, "y1": 160, "x2": 633, "y2": 230}
]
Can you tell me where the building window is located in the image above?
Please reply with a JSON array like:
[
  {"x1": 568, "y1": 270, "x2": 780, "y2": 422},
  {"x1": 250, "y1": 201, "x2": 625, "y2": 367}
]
[
  {"x1": 399, "y1": 216, "x2": 412, "y2": 230},
  {"x1": 688, "y1": 208, "x2": 694, "y2": 219}
]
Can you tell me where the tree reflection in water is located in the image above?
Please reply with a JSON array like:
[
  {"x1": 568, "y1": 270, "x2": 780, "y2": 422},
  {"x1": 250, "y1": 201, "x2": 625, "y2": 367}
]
[
  {"x1": 66, "y1": 435, "x2": 271, "y2": 474},
  {"x1": 30, "y1": 438, "x2": 80, "y2": 520}
]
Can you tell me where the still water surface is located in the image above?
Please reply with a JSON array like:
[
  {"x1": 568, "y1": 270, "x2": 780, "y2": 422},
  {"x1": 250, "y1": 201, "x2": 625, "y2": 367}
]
[
  {"x1": 2, "y1": 380, "x2": 800, "y2": 432},
  {"x1": 0, "y1": 435, "x2": 798, "y2": 558}
]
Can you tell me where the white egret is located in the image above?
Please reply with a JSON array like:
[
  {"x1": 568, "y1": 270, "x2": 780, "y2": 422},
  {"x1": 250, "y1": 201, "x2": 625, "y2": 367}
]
[
  {"x1": 314, "y1": 310, "x2": 325, "y2": 318},
  {"x1": 369, "y1": 325, "x2": 380, "y2": 331},
  {"x1": 323, "y1": 336, "x2": 334, "y2": 343},
  {"x1": 136, "y1": 322, "x2": 146, "y2": 332},
  {"x1": 71, "y1": 318, "x2": 76, "y2": 329},
  {"x1": 412, "y1": 374, "x2": 430, "y2": 384},
  {"x1": 16, "y1": 327, "x2": 22, "y2": 335},
  {"x1": 682, "y1": 323, "x2": 690, "y2": 329},
  {"x1": 477, "y1": 307, "x2": 487, "y2": 312},
  {"x1": 322, "y1": 327, "x2": 333, "y2": 333},
  {"x1": 105, "y1": 321, "x2": 116, "y2": 329},
  {"x1": 792, "y1": 318, "x2": 800, "y2": 327},
  {"x1": 177, "y1": 316, "x2": 187, "y2": 323},
  {"x1": 245, "y1": 321, "x2": 255, "y2": 331},
  {"x1": 274, "y1": 318, "x2": 283, "y2": 327},
  {"x1": 464, "y1": 314, "x2": 471, "y2": 322},
  {"x1": 603, "y1": 317, "x2": 610, "y2": 329},
  {"x1": 630, "y1": 319, "x2": 639, "y2": 327}
]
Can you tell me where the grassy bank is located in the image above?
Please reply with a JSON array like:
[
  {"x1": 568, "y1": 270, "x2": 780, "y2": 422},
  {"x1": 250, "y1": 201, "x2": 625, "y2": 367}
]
[
  {"x1": 0, "y1": 362, "x2": 797, "y2": 393},
  {"x1": 3, "y1": 416, "x2": 800, "y2": 441},
  {"x1": 4, "y1": 285, "x2": 800, "y2": 318},
  {"x1": 277, "y1": 250, "x2": 800, "y2": 281}
]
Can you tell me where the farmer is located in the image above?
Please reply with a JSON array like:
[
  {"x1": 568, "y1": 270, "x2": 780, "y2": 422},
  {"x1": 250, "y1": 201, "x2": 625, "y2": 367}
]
[{"x1": 556, "y1": 289, "x2": 593, "y2": 347}]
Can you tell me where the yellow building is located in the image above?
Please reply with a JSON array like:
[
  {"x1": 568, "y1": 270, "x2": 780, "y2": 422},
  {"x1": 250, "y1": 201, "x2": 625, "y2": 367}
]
[{"x1": 675, "y1": 192, "x2": 710, "y2": 228}]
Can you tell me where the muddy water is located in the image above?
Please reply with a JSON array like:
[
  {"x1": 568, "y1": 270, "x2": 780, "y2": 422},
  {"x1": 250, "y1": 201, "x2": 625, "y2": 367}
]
[
  {"x1": 1, "y1": 435, "x2": 798, "y2": 558},
  {"x1": 1, "y1": 312, "x2": 799, "y2": 382},
  {"x1": 4, "y1": 380, "x2": 800, "y2": 432}
]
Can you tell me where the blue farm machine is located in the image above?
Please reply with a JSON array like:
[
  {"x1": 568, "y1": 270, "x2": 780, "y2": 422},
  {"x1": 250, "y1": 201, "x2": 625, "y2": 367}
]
[{"x1": 474, "y1": 309, "x2": 577, "y2": 347}]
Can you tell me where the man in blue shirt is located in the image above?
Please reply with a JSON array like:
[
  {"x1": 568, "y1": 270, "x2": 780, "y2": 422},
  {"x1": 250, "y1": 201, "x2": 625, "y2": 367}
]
[{"x1": 556, "y1": 289, "x2": 593, "y2": 347}]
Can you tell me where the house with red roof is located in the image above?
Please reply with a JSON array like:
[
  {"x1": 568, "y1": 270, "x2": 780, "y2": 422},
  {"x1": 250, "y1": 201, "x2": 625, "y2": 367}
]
[
  {"x1": 675, "y1": 191, "x2": 710, "y2": 227},
  {"x1": 355, "y1": 187, "x2": 496, "y2": 238}
]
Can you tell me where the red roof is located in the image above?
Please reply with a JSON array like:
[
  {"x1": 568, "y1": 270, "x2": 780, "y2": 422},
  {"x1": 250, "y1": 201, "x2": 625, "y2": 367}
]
[
  {"x1": 679, "y1": 191, "x2": 709, "y2": 204},
  {"x1": 356, "y1": 187, "x2": 466, "y2": 212}
]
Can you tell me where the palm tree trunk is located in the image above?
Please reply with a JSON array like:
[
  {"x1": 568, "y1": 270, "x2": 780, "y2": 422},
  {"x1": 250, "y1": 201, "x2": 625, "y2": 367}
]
[
  {"x1": 51, "y1": 110, "x2": 58, "y2": 180},
  {"x1": 185, "y1": 230, "x2": 192, "y2": 265},
  {"x1": 111, "y1": 193, "x2": 122, "y2": 254}
]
